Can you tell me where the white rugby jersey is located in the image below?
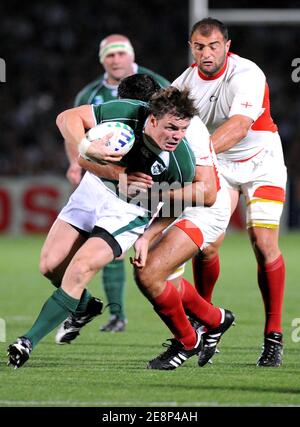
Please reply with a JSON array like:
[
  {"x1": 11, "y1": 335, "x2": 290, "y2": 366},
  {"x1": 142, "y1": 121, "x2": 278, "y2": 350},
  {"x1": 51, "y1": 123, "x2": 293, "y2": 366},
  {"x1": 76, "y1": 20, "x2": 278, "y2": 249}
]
[
  {"x1": 185, "y1": 116, "x2": 213, "y2": 166},
  {"x1": 173, "y1": 53, "x2": 278, "y2": 161},
  {"x1": 185, "y1": 115, "x2": 221, "y2": 191}
]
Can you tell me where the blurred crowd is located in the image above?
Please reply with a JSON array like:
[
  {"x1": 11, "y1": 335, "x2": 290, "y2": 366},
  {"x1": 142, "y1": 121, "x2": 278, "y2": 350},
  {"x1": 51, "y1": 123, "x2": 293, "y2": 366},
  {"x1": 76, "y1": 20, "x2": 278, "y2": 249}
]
[{"x1": 1, "y1": 1, "x2": 300, "y2": 225}]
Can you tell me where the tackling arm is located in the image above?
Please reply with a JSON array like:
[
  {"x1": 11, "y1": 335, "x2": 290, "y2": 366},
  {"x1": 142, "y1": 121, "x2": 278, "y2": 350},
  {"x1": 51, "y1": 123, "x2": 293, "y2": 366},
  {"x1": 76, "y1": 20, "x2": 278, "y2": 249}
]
[
  {"x1": 78, "y1": 156, "x2": 126, "y2": 181},
  {"x1": 64, "y1": 140, "x2": 83, "y2": 186},
  {"x1": 132, "y1": 162, "x2": 217, "y2": 268},
  {"x1": 167, "y1": 164, "x2": 217, "y2": 209},
  {"x1": 56, "y1": 105, "x2": 94, "y2": 148},
  {"x1": 211, "y1": 114, "x2": 253, "y2": 154}
]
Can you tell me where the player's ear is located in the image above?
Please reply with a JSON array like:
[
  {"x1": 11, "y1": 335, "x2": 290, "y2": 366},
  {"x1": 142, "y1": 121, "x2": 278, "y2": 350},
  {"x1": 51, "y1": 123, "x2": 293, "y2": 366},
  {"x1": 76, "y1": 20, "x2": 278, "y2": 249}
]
[
  {"x1": 226, "y1": 39, "x2": 231, "y2": 53},
  {"x1": 149, "y1": 114, "x2": 158, "y2": 128}
]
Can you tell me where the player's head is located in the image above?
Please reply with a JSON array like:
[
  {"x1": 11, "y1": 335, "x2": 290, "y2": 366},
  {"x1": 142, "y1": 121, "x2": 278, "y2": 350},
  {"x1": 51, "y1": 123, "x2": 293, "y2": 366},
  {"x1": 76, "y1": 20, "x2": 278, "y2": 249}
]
[
  {"x1": 189, "y1": 17, "x2": 231, "y2": 77},
  {"x1": 118, "y1": 74, "x2": 161, "y2": 102},
  {"x1": 99, "y1": 34, "x2": 135, "y2": 84},
  {"x1": 145, "y1": 87, "x2": 197, "y2": 151}
]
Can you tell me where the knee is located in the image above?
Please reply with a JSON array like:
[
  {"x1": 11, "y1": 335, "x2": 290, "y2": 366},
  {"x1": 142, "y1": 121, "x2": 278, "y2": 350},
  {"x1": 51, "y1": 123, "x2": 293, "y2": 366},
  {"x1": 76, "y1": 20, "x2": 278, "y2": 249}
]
[
  {"x1": 39, "y1": 252, "x2": 57, "y2": 279},
  {"x1": 60, "y1": 257, "x2": 93, "y2": 296},
  {"x1": 201, "y1": 244, "x2": 218, "y2": 261},
  {"x1": 250, "y1": 232, "x2": 279, "y2": 262},
  {"x1": 134, "y1": 262, "x2": 164, "y2": 299},
  {"x1": 67, "y1": 259, "x2": 86, "y2": 282},
  {"x1": 135, "y1": 266, "x2": 155, "y2": 291}
]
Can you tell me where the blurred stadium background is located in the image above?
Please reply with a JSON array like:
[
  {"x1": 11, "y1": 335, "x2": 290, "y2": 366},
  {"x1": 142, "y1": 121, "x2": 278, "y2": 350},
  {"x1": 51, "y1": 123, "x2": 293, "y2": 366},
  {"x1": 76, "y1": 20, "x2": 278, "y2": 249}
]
[
  {"x1": 1, "y1": 0, "x2": 300, "y2": 233},
  {"x1": 1, "y1": 0, "x2": 300, "y2": 408}
]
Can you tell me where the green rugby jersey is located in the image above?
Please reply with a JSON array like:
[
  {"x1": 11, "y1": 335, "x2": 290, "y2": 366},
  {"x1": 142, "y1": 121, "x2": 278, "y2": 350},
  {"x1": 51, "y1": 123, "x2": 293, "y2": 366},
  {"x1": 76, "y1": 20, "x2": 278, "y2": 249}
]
[
  {"x1": 92, "y1": 99, "x2": 196, "y2": 189},
  {"x1": 74, "y1": 65, "x2": 170, "y2": 107}
]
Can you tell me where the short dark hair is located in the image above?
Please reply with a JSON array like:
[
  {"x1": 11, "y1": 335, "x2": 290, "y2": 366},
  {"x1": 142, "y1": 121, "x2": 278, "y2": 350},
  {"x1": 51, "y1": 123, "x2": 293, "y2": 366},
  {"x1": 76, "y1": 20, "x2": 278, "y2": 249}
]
[
  {"x1": 149, "y1": 86, "x2": 197, "y2": 120},
  {"x1": 190, "y1": 17, "x2": 229, "y2": 41},
  {"x1": 118, "y1": 74, "x2": 161, "y2": 102}
]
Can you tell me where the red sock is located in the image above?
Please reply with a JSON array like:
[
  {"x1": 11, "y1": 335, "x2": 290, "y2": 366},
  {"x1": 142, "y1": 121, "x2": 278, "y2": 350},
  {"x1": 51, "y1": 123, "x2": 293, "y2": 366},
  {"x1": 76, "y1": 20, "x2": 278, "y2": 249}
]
[
  {"x1": 257, "y1": 254, "x2": 285, "y2": 335},
  {"x1": 192, "y1": 254, "x2": 220, "y2": 303},
  {"x1": 180, "y1": 278, "x2": 221, "y2": 328},
  {"x1": 152, "y1": 281, "x2": 196, "y2": 349}
]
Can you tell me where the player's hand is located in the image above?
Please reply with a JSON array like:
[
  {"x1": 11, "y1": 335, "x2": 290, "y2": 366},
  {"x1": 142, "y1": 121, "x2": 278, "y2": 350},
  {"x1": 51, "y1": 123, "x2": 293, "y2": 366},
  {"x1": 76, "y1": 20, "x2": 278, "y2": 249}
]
[
  {"x1": 87, "y1": 133, "x2": 123, "y2": 163},
  {"x1": 119, "y1": 172, "x2": 153, "y2": 197},
  {"x1": 127, "y1": 172, "x2": 153, "y2": 187},
  {"x1": 131, "y1": 236, "x2": 150, "y2": 268},
  {"x1": 66, "y1": 164, "x2": 82, "y2": 187}
]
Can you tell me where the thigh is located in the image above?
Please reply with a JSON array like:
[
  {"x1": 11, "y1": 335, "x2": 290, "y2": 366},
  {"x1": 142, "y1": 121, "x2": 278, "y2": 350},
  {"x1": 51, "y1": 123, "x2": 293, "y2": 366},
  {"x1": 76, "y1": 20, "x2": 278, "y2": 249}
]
[
  {"x1": 61, "y1": 236, "x2": 115, "y2": 298},
  {"x1": 228, "y1": 188, "x2": 240, "y2": 215},
  {"x1": 146, "y1": 226, "x2": 199, "y2": 280},
  {"x1": 67, "y1": 235, "x2": 115, "y2": 271},
  {"x1": 58, "y1": 172, "x2": 107, "y2": 233},
  {"x1": 95, "y1": 193, "x2": 150, "y2": 254},
  {"x1": 173, "y1": 185, "x2": 231, "y2": 251},
  {"x1": 40, "y1": 218, "x2": 87, "y2": 272},
  {"x1": 242, "y1": 156, "x2": 286, "y2": 229}
]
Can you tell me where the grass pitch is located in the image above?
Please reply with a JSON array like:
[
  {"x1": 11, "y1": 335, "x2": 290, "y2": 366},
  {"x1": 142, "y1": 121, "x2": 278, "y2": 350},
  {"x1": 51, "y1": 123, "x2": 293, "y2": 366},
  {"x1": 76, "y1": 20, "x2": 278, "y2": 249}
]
[{"x1": 0, "y1": 232, "x2": 300, "y2": 407}]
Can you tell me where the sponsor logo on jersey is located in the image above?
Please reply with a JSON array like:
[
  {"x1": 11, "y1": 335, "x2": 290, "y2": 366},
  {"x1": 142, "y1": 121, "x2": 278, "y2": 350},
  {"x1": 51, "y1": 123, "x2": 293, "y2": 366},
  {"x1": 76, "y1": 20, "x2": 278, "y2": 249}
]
[{"x1": 151, "y1": 161, "x2": 166, "y2": 175}]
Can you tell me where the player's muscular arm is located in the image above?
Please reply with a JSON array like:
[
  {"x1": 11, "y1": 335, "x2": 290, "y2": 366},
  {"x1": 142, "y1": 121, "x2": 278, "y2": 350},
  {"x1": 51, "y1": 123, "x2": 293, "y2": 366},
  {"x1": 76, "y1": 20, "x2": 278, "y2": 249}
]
[
  {"x1": 78, "y1": 156, "x2": 126, "y2": 181},
  {"x1": 212, "y1": 115, "x2": 253, "y2": 154},
  {"x1": 57, "y1": 106, "x2": 95, "y2": 186},
  {"x1": 194, "y1": 164, "x2": 217, "y2": 206},
  {"x1": 57, "y1": 105, "x2": 123, "y2": 164},
  {"x1": 168, "y1": 165, "x2": 217, "y2": 208},
  {"x1": 56, "y1": 105, "x2": 95, "y2": 148},
  {"x1": 64, "y1": 140, "x2": 82, "y2": 186}
]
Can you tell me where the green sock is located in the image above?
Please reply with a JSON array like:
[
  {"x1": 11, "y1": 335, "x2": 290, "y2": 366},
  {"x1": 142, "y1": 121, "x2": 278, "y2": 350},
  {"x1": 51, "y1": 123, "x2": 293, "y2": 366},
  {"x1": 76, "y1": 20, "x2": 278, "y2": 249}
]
[
  {"x1": 75, "y1": 289, "x2": 93, "y2": 315},
  {"x1": 102, "y1": 260, "x2": 126, "y2": 320},
  {"x1": 24, "y1": 288, "x2": 79, "y2": 348},
  {"x1": 49, "y1": 279, "x2": 92, "y2": 315}
]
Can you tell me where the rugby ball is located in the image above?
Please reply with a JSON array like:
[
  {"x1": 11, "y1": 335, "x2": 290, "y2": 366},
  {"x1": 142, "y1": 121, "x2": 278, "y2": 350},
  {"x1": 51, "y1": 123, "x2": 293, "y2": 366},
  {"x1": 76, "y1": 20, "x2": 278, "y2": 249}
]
[{"x1": 86, "y1": 121, "x2": 135, "y2": 155}]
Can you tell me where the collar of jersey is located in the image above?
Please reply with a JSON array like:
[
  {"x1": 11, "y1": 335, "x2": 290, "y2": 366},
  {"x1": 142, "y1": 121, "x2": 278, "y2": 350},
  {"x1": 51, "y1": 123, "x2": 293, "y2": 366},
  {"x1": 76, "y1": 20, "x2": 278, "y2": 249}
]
[
  {"x1": 143, "y1": 132, "x2": 163, "y2": 155},
  {"x1": 197, "y1": 54, "x2": 229, "y2": 81},
  {"x1": 143, "y1": 133, "x2": 170, "y2": 166},
  {"x1": 102, "y1": 76, "x2": 118, "y2": 90}
]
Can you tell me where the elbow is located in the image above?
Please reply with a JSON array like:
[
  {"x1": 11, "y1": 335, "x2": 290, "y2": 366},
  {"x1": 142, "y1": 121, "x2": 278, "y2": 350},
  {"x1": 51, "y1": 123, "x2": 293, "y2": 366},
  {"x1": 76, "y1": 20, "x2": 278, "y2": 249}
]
[
  {"x1": 203, "y1": 182, "x2": 217, "y2": 207},
  {"x1": 236, "y1": 117, "x2": 253, "y2": 140},
  {"x1": 56, "y1": 111, "x2": 65, "y2": 131},
  {"x1": 192, "y1": 183, "x2": 216, "y2": 207},
  {"x1": 238, "y1": 125, "x2": 249, "y2": 141},
  {"x1": 204, "y1": 191, "x2": 217, "y2": 207}
]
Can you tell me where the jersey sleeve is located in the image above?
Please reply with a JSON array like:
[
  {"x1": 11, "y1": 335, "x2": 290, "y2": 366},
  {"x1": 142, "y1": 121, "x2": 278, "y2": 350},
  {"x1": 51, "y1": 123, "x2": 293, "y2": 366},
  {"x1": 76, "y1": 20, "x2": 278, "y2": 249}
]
[
  {"x1": 91, "y1": 105, "x2": 100, "y2": 126},
  {"x1": 185, "y1": 116, "x2": 213, "y2": 166},
  {"x1": 228, "y1": 64, "x2": 266, "y2": 121}
]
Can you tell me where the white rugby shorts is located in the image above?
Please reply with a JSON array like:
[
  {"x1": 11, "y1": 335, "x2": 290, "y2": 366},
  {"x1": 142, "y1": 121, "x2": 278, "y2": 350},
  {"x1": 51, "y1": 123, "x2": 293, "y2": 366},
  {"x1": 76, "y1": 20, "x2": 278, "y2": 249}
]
[
  {"x1": 166, "y1": 184, "x2": 231, "y2": 280},
  {"x1": 217, "y1": 133, "x2": 287, "y2": 228},
  {"x1": 58, "y1": 172, "x2": 150, "y2": 253}
]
